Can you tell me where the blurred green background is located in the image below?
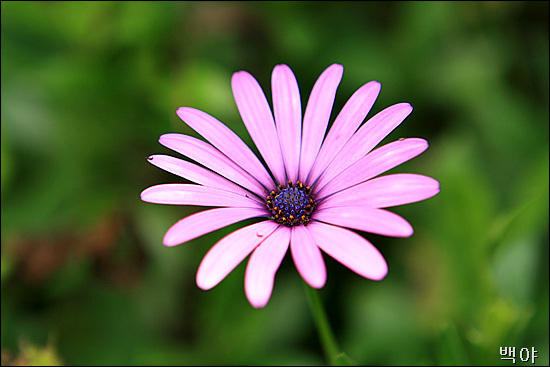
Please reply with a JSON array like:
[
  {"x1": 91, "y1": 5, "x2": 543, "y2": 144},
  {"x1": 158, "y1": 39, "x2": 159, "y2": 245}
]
[{"x1": 1, "y1": 1, "x2": 548, "y2": 365}]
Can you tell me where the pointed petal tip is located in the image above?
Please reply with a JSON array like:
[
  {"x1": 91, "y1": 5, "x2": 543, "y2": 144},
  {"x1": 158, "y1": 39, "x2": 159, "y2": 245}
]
[
  {"x1": 272, "y1": 64, "x2": 298, "y2": 81},
  {"x1": 434, "y1": 181, "x2": 441, "y2": 194},
  {"x1": 425, "y1": 176, "x2": 441, "y2": 195},
  {"x1": 371, "y1": 268, "x2": 388, "y2": 281},
  {"x1": 175, "y1": 106, "x2": 187, "y2": 115},
  {"x1": 246, "y1": 291, "x2": 271, "y2": 308},
  {"x1": 417, "y1": 137, "x2": 429, "y2": 147},
  {"x1": 139, "y1": 185, "x2": 164, "y2": 203},
  {"x1": 162, "y1": 233, "x2": 182, "y2": 247},
  {"x1": 305, "y1": 277, "x2": 326, "y2": 289},
  {"x1": 365, "y1": 256, "x2": 388, "y2": 281},
  {"x1": 400, "y1": 137, "x2": 429, "y2": 152},
  {"x1": 367, "y1": 80, "x2": 382, "y2": 90},
  {"x1": 330, "y1": 63, "x2": 344, "y2": 74},
  {"x1": 175, "y1": 106, "x2": 191, "y2": 118},
  {"x1": 231, "y1": 70, "x2": 252, "y2": 84},
  {"x1": 232, "y1": 69, "x2": 248, "y2": 76},
  {"x1": 140, "y1": 186, "x2": 153, "y2": 201},
  {"x1": 395, "y1": 102, "x2": 413, "y2": 114},
  {"x1": 196, "y1": 280, "x2": 213, "y2": 291},
  {"x1": 401, "y1": 225, "x2": 414, "y2": 238},
  {"x1": 196, "y1": 272, "x2": 216, "y2": 291},
  {"x1": 158, "y1": 132, "x2": 181, "y2": 144},
  {"x1": 176, "y1": 107, "x2": 209, "y2": 123},
  {"x1": 274, "y1": 63, "x2": 291, "y2": 70},
  {"x1": 162, "y1": 240, "x2": 180, "y2": 247},
  {"x1": 249, "y1": 299, "x2": 268, "y2": 309},
  {"x1": 321, "y1": 63, "x2": 344, "y2": 79}
]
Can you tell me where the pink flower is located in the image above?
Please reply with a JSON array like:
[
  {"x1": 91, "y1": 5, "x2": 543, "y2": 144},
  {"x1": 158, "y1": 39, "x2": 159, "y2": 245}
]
[{"x1": 141, "y1": 64, "x2": 440, "y2": 308}]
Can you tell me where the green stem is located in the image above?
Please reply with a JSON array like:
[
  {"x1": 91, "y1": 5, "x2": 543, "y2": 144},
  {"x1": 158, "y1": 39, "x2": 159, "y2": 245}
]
[{"x1": 303, "y1": 282, "x2": 354, "y2": 366}]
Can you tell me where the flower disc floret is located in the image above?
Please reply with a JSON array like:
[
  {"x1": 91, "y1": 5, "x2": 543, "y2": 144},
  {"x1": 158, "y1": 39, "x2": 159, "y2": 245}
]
[{"x1": 266, "y1": 181, "x2": 316, "y2": 227}]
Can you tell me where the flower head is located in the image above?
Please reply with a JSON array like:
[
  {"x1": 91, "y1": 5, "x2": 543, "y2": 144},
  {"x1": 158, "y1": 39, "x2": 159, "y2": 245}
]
[{"x1": 141, "y1": 64, "x2": 440, "y2": 308}]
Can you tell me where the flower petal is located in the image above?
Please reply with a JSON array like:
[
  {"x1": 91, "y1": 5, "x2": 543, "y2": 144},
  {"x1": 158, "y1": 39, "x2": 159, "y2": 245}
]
[
  {"x1": 245, "y1": 226, "x2": 291, "y2": 308},
  {"x1": 272, "y1": 64, "x2": 302, "y2": 183},
  {"x1": 312, "y1": 207, "x2": 414, "y2": 238},
  {"x1": 308, "y1": 222, "x2": 388, "y2": 280},
  {"x1": 147, "y1": 154, "x2": 261, "y2": 201},
  {"x1": 232, "y1": 71, "x2": 286, "y2": 186},
  {"x1": 316, "y1": 138, "x2": 429, "y2": 199},
  {"x1": 163, "y1": 207, "x2": 269, "y2": 247},
  {"x1": 159, "y1": 134, "x2": 267, "y2": 197},
  {"x1": 299, "y1": 64, "x2": 344, "y2": 182},
  {"x1": 319, "y1": 173, "x2": 440, "y2": 209},
  {"x1": 307, "y1": 81, "x2": 381, "y2": 185},
  {"x1": 314, "y1": 103, "x2": 413, "y2": 190},
  {"x1": 196, "y1": 221, "x2": 279, "y2": 290},
  {"x1": 140, "y1": 184, "x2": 263, "y2": 208},
  {"x1": 176, "y1": 107, "x2": 275, "y2": 190},
  {"x1": 290, "y1": 225, "x2": 326, "y2": 288}
]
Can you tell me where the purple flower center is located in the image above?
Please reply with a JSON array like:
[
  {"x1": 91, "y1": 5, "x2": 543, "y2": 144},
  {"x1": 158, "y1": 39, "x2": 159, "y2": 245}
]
[{"x1": 266, "y1": 181, "x2": 316, "y2": 227}]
